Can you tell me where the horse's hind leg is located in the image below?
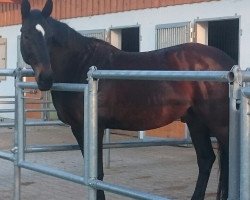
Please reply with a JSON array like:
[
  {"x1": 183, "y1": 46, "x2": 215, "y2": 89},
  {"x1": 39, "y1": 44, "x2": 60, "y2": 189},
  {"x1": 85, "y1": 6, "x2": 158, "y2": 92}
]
[
  {"x1": 184, "y1": 109, "x2": 215, "y2": 200},
  {"x1": 96, "y1": 127, "x2": 105, "y2": 200}
]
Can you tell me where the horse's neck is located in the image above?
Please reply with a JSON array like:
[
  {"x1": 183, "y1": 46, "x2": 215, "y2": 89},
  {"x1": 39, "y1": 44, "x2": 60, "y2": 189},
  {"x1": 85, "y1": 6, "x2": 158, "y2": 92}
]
[
  {"x1": 50, "y1": 19, "x2": 92, "y2": 53},
  {"x1": 49, "y1": 19, "x2": 113, "y2": 82}
]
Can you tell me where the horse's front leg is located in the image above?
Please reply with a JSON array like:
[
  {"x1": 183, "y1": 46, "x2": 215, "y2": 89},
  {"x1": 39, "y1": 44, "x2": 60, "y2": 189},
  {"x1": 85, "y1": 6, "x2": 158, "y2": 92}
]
[{"x1": 71, "y1": 125, "x2": 105, "y2": 200}]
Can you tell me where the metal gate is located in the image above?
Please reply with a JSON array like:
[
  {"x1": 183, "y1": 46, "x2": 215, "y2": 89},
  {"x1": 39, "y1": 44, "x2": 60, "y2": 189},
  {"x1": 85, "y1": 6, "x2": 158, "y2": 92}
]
[{"x1": 0, "y1": 66, "x2": 249, "y2": 199}]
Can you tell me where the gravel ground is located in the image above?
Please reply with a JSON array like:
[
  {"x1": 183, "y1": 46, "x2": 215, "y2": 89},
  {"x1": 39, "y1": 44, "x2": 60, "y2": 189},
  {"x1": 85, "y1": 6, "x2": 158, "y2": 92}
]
[{"x1": 0, "y1": 125, "x2": 219, "y2": 200}]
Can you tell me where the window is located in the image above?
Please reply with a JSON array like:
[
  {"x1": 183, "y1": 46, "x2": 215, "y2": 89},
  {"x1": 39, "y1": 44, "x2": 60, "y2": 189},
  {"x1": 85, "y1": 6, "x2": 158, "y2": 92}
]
[
  {"x1": 79, "y1": 29, "x2": 106, "y2": 41},
  {"x1": 155, "y1": 22, "x2": 191, "y2": 49}
]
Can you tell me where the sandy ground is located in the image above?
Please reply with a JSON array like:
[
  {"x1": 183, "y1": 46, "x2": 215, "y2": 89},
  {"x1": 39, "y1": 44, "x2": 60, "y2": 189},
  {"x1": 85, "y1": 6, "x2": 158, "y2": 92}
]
[{"x1": 0, "y1": 125, "x2": 219, "y2": 200}]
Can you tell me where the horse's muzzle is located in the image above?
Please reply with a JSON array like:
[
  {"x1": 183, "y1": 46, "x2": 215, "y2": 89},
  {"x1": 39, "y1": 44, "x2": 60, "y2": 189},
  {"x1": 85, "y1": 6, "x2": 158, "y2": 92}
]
[{"x1": 34, "y1": 63, "x2": 54, "y2": 91}]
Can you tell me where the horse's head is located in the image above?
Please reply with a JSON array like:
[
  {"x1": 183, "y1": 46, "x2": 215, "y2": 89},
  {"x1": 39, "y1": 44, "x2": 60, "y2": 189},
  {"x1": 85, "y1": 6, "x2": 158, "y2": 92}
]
[{"x1": 20, "y1": 0, "x2": 54, "y2": 91}]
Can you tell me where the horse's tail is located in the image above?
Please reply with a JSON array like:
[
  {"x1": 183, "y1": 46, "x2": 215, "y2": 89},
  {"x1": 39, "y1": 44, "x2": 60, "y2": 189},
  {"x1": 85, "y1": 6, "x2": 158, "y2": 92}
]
[{"x1": 217, "y1": 142, "x2": 229, "y2": 200}]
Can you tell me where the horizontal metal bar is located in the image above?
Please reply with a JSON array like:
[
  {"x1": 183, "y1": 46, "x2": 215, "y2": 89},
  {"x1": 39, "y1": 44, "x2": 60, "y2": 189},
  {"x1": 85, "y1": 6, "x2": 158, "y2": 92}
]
[
  {"x1": 91, "y1": 70, "x2": 232, "y2": 82},
  {"x1": 0, "y1": 122, "x2": 15, "y2": 127},
  {"x1": 90, "y1": 179, "x2": 169, "y2": 200},
  {"x1": 26, "y1": 139, "x2": 193, "y2": 153},
  {"x1": 51, "y1": 83, "x2": 87, "y2": 92},
  {"x1": 17, "y1": 82, "x2": 86, "y2": 92},
  {"x1": 0, "y1": 120, "x2": 63, "y2": 127},
  {"x1": 25, "y1": 108, "x2": 56, "y2": 112},
  {"x1": 0, "y1": 101, "x2": 15, "y2": 104},
  {"x1": 0, "y1": 69, "x2": 15, "y2": 77},
  {"x1": 18, "y1": 160, "x2": 158, "y2": 199},
  {"x1": 26, "y1": 144, "x2": 79, "y2": 153},
  {"x1": 241, "y1": 87, "x2": 250, "y2": 98},
  {"x1": 103, "y1": 139, "x2": 192, "y2": 148},
  {"x1": 19, "y1": 161, "x2": 85, "y2": 185},
  {"x1": 0, "y1": 109, "x2": 15, "y2": 113},
  {"x1": 0, "y1": 96, "x2": 15, "y2": 99},
  {"x1": 20, "y1": 68, "x2": 34, "y2": 77},
  {"x1": 241, "y1": 71, "x2": 250, "y2": 82},
  {"x1": 25, "y1": 120, "x2": 64, "y2": 126},
  {"x1": 0, "y1": 151, "x2": 14, "y2": 161},
  {"x1": 17, "y1": 82, "x2": 39, "y2": 89}
]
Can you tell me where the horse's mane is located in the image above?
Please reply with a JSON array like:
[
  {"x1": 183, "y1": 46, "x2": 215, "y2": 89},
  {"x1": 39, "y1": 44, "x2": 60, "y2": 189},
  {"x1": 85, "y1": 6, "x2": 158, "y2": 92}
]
[{"x1": 47, "y1": 16, "x2": 111, "y2": 51}]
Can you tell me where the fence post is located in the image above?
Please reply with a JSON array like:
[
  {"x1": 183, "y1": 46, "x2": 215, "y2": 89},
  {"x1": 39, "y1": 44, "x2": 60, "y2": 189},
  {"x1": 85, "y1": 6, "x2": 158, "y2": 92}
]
[
  {"x1": 87, "y1": 67, "x2": 98, "y2": 200},
  {"x1": 228, "y1": 66, "x2": 241, "y2": 200},
  {"x1": 104, "y1": 129, "x2": 111, "y2": 168},
  {"x1": 13, "y1": 69, "x2": 20, "y2": 200},
  {"x1": 13, "y1": 68, "x2": 25, "y2": 200},
  {"x1": 240, "y1": 88, "x2": 250, "y2": 199},
  {"x1": 138, "y1": 131, "x2": 145, "y2": 140},
  {"x1": 84, "y1": 85, "x2": 90, "y2": 186}
]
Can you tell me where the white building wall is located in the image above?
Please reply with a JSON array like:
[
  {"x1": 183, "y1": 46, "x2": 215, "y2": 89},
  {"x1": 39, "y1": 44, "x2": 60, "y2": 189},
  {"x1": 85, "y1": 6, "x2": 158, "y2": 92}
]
[{"x1": 0, "y1": 0, "x2": 249, "y2": 118}]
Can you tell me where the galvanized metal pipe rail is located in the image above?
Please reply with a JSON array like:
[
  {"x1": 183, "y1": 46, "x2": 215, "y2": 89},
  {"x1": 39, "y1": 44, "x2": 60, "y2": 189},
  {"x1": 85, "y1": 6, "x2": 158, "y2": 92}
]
[
  {"x1": 0, "y1": 109, "x2": 15, "y2": 113},
  {"x1": 19, "y1": 161, "x2": 85, "y2": 185},
  {"x1": 0, "y1": 69, "x2": 16, "y2": 77},
  {"x1": 0, "y1": 120, "x2": 64, "y2": 128},
  {"x1": 0, "y1": 101, "x2": 15, "y2": 104},
  {"x1": 0, "y1": 68, "x2": 34, "y2": 77},
  {"x1": 0, "y1": 151, "x2": 14, "y2": 161},
  {"x1": 239, "y1": 87, "x2": 250, "y2": 200},
  {"x1": 91, "y1": 179, "x2": 169, "y2": 200},
  {"x1": 90, "y1": 69, "x2": 232, "y2": 82},
  {"x1": 17, "y1": 82, "x2": 86, "y2": 92},
  {"x1": 0, "y1": 96, "x2": 15, "y2": 99},
  {"x1": 25, "y1": 139, "x2": 192, "y2": 153}
]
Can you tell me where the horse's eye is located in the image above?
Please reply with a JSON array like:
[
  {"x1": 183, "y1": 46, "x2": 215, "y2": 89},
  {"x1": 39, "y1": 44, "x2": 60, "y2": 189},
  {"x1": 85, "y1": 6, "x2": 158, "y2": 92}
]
[{"x1": 22, "y1": 33, "x2": 29, "y2": 40}]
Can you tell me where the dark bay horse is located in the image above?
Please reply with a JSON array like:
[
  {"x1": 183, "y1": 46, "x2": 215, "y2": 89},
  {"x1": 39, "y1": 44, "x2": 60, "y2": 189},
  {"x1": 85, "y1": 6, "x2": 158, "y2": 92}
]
[{"x1": 20, "y1": 0, "x2": 235, "y2": 199}]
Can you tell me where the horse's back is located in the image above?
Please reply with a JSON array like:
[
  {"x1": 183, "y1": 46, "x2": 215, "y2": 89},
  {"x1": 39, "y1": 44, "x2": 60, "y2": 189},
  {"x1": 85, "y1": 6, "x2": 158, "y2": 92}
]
[{"x1": 109, "y1": 43, "x2": 235, "y2": 71}]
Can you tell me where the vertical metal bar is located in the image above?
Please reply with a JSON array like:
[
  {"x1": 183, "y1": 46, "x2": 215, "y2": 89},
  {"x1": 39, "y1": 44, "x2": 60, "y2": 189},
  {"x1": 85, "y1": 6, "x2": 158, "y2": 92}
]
[
  {"x1": 104, "y1": 129, "x2": 110, "y2": 169},
  {"x1": 43, "y1": 92, "x2": 49, "y2": 121},
  {"x1": 240, "y1": 90, "x2": 250, "y2": 200},
  {"x1": 138, "y1": 131, "x2": 145, "y2": 140},
  {"x1": 84, "y1": 85, "x2": 89, "y2": 185},
  {"x1": 228, "y1": 66, "x2": 241, "y2": 200},
  {"x1": 13, "y1": 75, "x2": 20, "y2": 200},
  {"x1": 184, "y1": 124, "x2": 191, "y2": 141},
  {"x1": 13, "y1": 68, "x2": 24, "y2": 200},
  {"x1": 17, "y1": 76, "x2": 25, "y2": 163},
  {"x1": 87, "y1": 67, "x2": 98, "y2": 200},
  {"x1": 13, "y1": 158, "x2": 20, "y2": 200}
]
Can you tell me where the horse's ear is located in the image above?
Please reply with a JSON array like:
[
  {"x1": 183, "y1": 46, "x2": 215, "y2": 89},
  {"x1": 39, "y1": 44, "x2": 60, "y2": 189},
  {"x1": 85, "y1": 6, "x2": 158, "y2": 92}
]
[
  {"x1": 21, "y1": 0, "x2": 31, "y2": 19},
  {"x1": 41, "y1": 0, "x2": 53, "y2": 18}
]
